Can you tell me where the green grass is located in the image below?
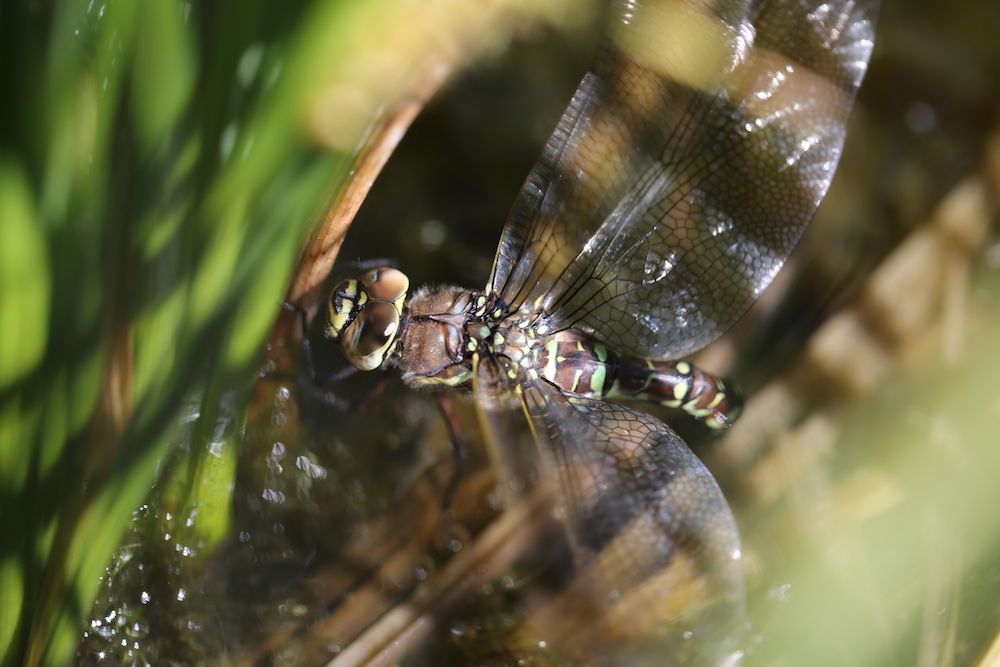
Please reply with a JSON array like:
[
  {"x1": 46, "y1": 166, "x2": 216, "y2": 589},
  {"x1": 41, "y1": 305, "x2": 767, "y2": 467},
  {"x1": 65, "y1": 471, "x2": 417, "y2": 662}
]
[{"x1": 0, "y1": 1, "x2": 395, "y2": 663}]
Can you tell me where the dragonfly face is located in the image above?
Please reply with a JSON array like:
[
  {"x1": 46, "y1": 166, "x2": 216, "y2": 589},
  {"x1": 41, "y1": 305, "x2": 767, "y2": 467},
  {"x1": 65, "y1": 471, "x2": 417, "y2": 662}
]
[
  {"x1": 321, "y1": 0, "x2": 879, "y2": 662},
  {"x1": 325, "y1": 267, "x2": 409, "y2": 371}
]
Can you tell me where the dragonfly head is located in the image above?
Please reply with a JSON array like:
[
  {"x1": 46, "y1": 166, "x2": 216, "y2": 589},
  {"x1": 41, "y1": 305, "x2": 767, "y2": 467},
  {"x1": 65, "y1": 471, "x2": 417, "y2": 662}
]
[{"x1": 324, "y1": 266, "x2": 410, "y2": 371}]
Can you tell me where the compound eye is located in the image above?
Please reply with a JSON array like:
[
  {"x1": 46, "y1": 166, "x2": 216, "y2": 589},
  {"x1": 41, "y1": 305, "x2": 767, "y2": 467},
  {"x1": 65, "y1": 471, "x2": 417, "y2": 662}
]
[
  {"x1": 361, "y1": 267, "x2": 409, "y2": 304},
  {"x1": 326, "y1": 278, "x2": 366, "y2": 340},
  {"x1": 341, "y1": 301, "x2": 400, "y2": 371}
]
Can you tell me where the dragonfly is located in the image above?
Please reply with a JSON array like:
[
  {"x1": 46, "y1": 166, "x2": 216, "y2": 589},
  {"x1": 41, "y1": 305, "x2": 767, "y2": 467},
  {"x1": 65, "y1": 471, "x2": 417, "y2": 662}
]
[{"x1": 320, "y1": 0, "x2": 878, "y2": 663}]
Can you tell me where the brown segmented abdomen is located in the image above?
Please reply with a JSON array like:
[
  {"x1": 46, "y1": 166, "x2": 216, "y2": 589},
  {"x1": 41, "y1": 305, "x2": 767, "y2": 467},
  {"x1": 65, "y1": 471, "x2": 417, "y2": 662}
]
[
  {"x1": 533, "y1": 330, "x2": 741, "y2": 429},
  {"x1": 609, "y1": 356, "x2": 743, "y2": 429}
]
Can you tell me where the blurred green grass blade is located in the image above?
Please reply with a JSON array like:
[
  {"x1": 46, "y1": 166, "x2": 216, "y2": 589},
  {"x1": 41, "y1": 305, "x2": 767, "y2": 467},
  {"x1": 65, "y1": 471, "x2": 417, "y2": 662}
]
[
  {"x1": 12, "y1": 0, "x2": 377, "y2": 660},
  {"x1": 0, "y1": 393, "x2": 34, "y2": 494},
  {"x1": 0, "y1": 558, "x2": 24, "y2": 662},
  {"x1": 0, "y1": 158, "x2": 50, "y2": 394},
  {"x1": 130, "y1": 0, "x2": 196, "y2": 153}
]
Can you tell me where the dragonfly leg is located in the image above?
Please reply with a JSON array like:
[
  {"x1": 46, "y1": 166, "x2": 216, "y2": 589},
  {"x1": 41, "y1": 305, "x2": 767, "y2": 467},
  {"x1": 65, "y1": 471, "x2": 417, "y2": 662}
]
[
  {"x1": 262, "y1": 301, "x2": 387, "y2": 411},
  {"x1": 434, "y1": 394, "x2": 466, "y2": 513},
  {"x1": 280, "y1": 300, "x2": 323, "y2": 382}
]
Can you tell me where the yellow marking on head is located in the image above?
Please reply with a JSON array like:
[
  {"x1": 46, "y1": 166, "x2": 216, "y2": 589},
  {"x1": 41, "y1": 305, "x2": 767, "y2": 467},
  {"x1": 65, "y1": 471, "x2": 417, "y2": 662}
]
[
  {"x1": 328, "y1": 310, "x2": 351, "y2": 338},
  {"x1": 569, "y1": 368, "x2": 583, "y2": 393},
  {"x1": 676, "y1": 361, "x2": 691, "y2": 375}
]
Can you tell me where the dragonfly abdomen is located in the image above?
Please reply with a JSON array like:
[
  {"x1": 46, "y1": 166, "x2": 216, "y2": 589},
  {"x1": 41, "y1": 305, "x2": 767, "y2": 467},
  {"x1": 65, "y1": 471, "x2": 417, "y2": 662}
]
[
  {"x1": 532, "y1": 330, "x2": 741, "y2": 429},
  {"x1": 610, "y1": 357, "x2": 742, "y2": 430}
]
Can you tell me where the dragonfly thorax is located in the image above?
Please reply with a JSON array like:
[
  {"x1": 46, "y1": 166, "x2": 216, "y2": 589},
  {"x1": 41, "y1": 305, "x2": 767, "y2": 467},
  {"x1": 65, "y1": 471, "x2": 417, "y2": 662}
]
[
  {"x1": 393, "y1": 286, "x2": 530, "y2": 390},
  {"x1": 388, "y1": 285, "x2": 475, "y2": 388}
]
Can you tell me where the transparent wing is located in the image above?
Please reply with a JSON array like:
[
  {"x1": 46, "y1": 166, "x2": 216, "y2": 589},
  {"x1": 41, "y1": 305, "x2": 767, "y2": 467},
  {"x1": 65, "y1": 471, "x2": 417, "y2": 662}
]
[
  {"x1": 472, "y1": 354, "x2": 747, "y2": 663},
  {"x1": 488, "y1": 0, "x2": 879, "y2": 358},
  {"x1": 521, "y1": 379, "x2": 747, "y2": 663},
  {"x1": 470, "y1": 353, "x2": 541, "y2": 502}
]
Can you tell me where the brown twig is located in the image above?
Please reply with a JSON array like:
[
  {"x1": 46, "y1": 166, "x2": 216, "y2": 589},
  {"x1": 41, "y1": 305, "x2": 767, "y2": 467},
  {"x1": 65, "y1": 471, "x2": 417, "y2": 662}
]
[
  {"x1": 286, "y1": 62, "x2": 452, "y2": 313},
  {"x1": 327, "y1": 490, "x2": 554, "y2": 667}
]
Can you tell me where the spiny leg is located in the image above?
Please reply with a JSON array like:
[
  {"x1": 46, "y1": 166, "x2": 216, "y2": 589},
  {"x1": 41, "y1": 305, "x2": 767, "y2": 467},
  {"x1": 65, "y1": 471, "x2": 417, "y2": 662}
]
[
  {"x1": 271, "y1": 300, "x2": 389, "y2": 412},
  {"x1": 434, "y1": 394, "x2": 466, "y2": 514}
]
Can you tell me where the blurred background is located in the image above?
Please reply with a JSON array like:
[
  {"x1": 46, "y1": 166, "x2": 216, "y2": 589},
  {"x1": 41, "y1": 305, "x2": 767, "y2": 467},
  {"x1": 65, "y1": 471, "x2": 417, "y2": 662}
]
[{"x1": 1, "y1": 0, "x2": 998, "y2": 665}]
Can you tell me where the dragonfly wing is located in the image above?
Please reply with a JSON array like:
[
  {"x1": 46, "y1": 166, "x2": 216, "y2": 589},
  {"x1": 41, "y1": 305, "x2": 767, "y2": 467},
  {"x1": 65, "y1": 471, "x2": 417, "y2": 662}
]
[
  {"x1": 512, "y1": 373, "x2": 748, "y2": 664},
  {"x1": 470, "y1": 352, "x2": 542, "y2": 503},
  {"x1": 488, "y1": 0, "x2": 879, "y2": 358}
]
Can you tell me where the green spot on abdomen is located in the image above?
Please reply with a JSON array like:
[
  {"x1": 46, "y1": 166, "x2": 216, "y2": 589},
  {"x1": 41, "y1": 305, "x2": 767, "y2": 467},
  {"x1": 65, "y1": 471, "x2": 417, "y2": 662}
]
[{"x1": 590, "y1": 364, "x2": 607, "y2": 395}]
